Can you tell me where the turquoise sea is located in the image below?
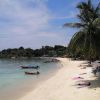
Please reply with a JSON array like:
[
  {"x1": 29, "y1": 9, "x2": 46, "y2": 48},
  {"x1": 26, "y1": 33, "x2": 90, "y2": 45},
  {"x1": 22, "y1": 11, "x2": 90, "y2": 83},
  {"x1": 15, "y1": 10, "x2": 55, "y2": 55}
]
[{"x1": 0, "y1": 58, "x2": 61, "y2": 100}]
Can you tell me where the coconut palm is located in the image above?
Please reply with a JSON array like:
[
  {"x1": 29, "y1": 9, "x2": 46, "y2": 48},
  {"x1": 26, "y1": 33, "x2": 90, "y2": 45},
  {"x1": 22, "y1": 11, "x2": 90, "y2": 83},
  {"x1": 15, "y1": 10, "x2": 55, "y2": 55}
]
[{"x1": 64, "y1": 0, "x2": 100, "y2": 60}]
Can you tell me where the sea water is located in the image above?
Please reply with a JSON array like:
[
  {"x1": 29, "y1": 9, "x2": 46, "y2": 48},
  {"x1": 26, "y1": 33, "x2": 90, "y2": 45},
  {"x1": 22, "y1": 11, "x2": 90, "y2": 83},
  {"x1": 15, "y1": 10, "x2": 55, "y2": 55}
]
[{"x1": 0, "y1": 58, "x2": 61, "y2": 100}]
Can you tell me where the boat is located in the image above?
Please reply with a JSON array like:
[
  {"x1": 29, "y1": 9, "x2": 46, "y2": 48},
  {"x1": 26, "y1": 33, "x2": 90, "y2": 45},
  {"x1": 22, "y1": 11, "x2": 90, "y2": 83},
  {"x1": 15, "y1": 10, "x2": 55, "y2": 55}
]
[
  {"x1": 20, "y1": 66, "x2": 40, "y2": 69},
  {"x1": 44, "y1": 59, "x2": 59, "y2": 63},
  {"x1": 44, "y1": 61, "x2": 52, "y2": 63},
  {"x1": 25, "y1": 71, "x2": 40, "y2": 75}
]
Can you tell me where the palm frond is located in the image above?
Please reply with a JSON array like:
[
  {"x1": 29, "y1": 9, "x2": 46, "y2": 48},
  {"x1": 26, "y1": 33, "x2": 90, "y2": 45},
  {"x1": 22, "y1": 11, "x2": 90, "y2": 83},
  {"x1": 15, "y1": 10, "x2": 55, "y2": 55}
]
[
  {"x1": 93, "y1": 18, "x2": 100, "y2": 28},
  {"x1": 88, "y1": 0, "x2": 92, "y2": 8},
  {"x1": 63, "y1": 0, "x2": 100, "y2": 59},
  {"x1": 77, "y1": 15, "x2": 86, "y2": 22},
  {"x1": 63, "y1": 23, "x2": 84, "y2": 28},
  {"x1": 77, "y1": 2, "x2": 87, "y2": 9},
  {"x1": 69, "y1": 31, "x2": 85, "y2": 49},
  {"x1": 95, "y1": 2, "x2": 100, "y2": 14}
]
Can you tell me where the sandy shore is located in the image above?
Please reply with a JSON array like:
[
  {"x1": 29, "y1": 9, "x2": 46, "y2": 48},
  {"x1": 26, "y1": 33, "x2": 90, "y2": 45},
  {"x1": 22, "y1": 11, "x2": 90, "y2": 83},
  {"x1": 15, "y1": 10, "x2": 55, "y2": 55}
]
[{"x1": 18, "y1": 58, "x2": 100, "y2": 100}]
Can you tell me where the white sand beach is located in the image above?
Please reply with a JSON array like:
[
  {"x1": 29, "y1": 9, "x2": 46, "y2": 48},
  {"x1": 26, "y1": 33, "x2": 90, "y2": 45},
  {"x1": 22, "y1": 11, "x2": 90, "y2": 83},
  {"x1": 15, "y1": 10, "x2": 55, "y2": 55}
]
[{"x1": 18, "y1": 58, "x2": 100, "y2": 100}]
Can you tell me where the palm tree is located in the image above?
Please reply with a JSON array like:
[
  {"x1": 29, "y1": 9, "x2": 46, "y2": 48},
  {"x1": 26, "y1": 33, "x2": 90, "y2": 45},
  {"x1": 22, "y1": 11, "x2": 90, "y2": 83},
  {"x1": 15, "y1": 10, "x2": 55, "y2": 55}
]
[{"x1": 64, "y1": 0, "x2": 100, "y2": 61}]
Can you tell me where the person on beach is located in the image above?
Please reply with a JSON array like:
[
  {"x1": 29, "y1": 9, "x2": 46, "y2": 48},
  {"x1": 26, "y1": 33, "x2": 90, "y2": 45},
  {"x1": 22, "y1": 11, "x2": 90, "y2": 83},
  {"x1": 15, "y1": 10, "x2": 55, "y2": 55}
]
[{"x1": 77, "y1": 82, "x2": 91, "y2": 86}]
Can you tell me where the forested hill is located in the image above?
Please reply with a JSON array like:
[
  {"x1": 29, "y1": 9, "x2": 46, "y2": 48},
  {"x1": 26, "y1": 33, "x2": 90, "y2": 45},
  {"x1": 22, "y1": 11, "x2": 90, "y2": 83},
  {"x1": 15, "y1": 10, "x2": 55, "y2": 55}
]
[{"x1": 0, "y1": 45, "x2": 68, "y2": 58}]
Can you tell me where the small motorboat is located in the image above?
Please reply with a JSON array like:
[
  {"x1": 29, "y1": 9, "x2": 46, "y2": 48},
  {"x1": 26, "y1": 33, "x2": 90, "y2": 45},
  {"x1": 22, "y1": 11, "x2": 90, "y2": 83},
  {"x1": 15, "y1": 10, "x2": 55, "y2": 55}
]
[
  {"x1": 44, "y1": 61, "x2": 51, "y2": 63},
  {"x1": 25, "y1": 71, "x2": 40, "y2": 75},
  {"x1": 21, "y1": 66, "x2": 40, "y2": 69},
  {"x1": 44, "y1": 59, "x2": 59, "y2": 63}
]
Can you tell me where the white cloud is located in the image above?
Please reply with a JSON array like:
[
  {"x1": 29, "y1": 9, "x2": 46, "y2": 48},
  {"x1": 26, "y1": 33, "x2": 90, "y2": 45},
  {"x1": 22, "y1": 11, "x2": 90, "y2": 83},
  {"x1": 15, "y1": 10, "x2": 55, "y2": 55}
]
[
  {"x1": 0, "y1": 0, "x2": 72, "y2": 49},
  {"x1": 0, "y1": 0, "x2": 50, "y2": 35},
  {"x1": 0, "y1": 0, "x2": 56, "y2": 49}
]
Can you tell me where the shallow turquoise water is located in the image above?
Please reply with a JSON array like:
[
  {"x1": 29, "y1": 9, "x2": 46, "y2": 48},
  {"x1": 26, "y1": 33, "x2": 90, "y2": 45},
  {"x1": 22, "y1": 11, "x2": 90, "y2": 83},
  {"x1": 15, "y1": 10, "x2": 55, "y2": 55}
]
[{"x1": 0, "y1": 58, "x2": 61, "y2": 100}]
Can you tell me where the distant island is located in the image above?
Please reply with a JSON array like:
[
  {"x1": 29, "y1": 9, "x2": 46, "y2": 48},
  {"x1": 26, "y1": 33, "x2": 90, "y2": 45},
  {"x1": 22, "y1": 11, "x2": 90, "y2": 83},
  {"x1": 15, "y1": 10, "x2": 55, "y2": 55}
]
[{"x1": 0, "y1": 45, "x2": 68, "y2": 58}]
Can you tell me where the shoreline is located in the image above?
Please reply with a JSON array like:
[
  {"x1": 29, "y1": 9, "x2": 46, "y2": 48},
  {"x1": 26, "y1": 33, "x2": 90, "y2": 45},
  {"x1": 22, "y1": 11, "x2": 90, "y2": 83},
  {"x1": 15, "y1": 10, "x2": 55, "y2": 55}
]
[
  {"x1": 18, "y1": 58, "x2": 100, "y2": 100},
  {"x1": 0, "y1": 58, "x2": 62, "y2": 100}
]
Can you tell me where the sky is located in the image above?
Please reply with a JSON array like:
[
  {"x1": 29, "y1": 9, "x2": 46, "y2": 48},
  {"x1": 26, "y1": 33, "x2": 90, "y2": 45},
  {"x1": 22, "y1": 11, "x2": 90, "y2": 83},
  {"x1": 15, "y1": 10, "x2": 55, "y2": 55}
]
[{"x1": 0, "y1": 0, "x2": 99, "y2": 50}]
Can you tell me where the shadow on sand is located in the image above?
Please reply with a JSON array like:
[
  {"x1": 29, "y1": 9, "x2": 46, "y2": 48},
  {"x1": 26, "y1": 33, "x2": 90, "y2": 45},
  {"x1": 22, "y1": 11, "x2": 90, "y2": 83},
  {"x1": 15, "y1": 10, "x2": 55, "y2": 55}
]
[{"x1": 84, "y1": 77, "x2": 100, "y2": 89}]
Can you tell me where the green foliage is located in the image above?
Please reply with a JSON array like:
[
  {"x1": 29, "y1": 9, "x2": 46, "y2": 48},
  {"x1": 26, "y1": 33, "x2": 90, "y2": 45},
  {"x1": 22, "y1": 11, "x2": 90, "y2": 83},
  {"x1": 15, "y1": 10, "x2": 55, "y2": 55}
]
[
  {"x1": 0, "y1": 46, "x2": 68, "y2": 58},
  {"x1": 64, "y1": 0, "x2": 100, "y2": 60}
]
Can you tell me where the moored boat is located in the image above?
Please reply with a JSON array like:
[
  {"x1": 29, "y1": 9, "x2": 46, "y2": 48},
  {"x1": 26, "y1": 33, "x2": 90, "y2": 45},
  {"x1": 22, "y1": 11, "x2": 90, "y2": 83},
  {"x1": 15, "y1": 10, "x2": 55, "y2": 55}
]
[
  {"x1": 20, "y1": 66, "x2": 40, "y2": 69},
  {"x1": 25, "y1": 71, "x2": 40, "y2": 75}
]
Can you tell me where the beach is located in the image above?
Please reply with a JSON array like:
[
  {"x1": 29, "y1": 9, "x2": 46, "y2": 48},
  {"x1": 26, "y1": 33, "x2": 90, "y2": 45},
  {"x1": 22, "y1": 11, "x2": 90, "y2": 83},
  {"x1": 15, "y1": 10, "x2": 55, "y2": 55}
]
[
  {"x1": 18, "y1": 58, "x2": 100, "y2": 100},
  {"x1": 0, "y1": 0, "x2": 100, "y2": 100}
]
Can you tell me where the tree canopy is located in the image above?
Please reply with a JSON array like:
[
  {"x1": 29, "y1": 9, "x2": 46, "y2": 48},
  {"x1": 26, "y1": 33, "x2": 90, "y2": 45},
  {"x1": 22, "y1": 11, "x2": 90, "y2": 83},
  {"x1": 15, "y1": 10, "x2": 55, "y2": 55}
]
[
  {"x1": 64, "y1": 0, "x2": 100, "y2": 60},
  {"x1": 0, "y1": 45, "x2": 67, "y2": 58}
]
